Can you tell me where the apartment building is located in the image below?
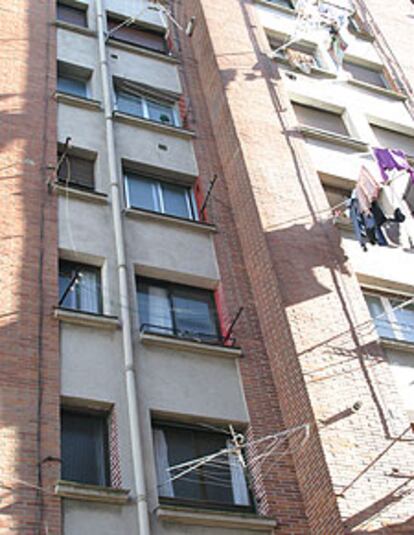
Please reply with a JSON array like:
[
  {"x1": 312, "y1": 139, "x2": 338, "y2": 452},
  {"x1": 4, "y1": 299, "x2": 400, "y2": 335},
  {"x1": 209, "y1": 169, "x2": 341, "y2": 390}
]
[{"x1": 1, "y1": 0, "x2": 414, "y2": 534}]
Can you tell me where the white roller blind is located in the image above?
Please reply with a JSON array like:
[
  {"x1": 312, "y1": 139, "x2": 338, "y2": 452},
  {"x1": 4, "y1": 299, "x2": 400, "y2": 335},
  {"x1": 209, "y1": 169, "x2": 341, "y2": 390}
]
[
  {"x1": 227, "y1": 440, "x2": 250, "y2": 506},
  {"x1": 293, "y1": 103, "x2": 348, "y2": 136}
]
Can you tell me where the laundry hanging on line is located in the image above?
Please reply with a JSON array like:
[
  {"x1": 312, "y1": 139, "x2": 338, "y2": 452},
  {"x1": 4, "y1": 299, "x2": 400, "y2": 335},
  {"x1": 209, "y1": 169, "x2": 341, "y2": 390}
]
[
  {"x1": 347, "y1": 162, "x2": 414, "y2": 250},
  {"x1": 285, "y1": 49, "x2": 315, "y2": 74},
  {"x1": 355, "y1": 165, "x2": 381, "y2": 214},
  {"x1": 373, "y1": 147, "x2": 414, "y2": 184},
  {"x1": 348, "y1": 193, "x2": 387, "y2": 252},
  {"x1": 328, "y1": 24, "x2": 348, "y2": 69}
]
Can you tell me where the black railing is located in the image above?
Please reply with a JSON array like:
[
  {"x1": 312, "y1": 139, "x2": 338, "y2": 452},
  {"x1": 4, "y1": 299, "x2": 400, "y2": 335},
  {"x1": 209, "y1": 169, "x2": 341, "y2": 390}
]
[{"x1": 140, "y1": 323, "x2": 237, "y2": 347}]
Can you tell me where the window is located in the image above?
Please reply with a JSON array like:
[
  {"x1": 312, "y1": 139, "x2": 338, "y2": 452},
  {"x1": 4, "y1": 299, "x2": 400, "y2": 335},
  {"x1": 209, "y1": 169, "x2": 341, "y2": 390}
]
[
  {"x1": 137, "y1": 278, "x2": 221, "y2": 343},
  {"x1": 267, "y1": 0, "x2": 294, "y2": 8},
  {"x1": 61, "y1": 409, "x2": 110, "y2": 486},
  {"x1": 322, "y1": 182, "x2": 352, "y2": 225},
  {"x1": 57, "y1": 149, "x2": 95, "y2": 190},
  {"x1": 269, "y1": 36, "x2": 320, "y2": 71},
  {"x1": 347, "y1": 12, "x2": 371, "y2": 38},
  {"x1": 153, "y1": 422, "x2": 252, "y2": 511},
  {"x1": 59, "y1": 260, "x2": 102, "y2": 314},
  {"x1": 364, "y1": 292, "x2": 414, "y2": 343},
  {"x1": 125, "y1": 171, "x2": 197, "y2": 220},
  {"x1": 292, "y1": 103, "x2": 349, "y2": 137},
  {"x1": 57, "y1": 2, "x2": 87, "y2": 28},
  {"x1": 107, "y1": 16, "x2": 167, "y2": 54},
  {"x1": 323, "y1": 183, "x2": 350, "y2": 210},
  {"x1": 343, "y1": 61, "x2": 387, "y2": 88},
  {"x1": 57, "y1": 63, "x2": 90, "y2": 99},
  {"x1": 115, "y1": 82, "x2": 180, "y2": 127},
  {"x1": 371, "y1": 125, "x2": 414, "y2": 157}
]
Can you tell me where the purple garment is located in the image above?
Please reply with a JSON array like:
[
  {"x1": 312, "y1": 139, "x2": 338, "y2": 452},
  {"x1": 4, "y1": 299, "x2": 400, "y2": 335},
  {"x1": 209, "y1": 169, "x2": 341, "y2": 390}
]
[{"x1": 373, "y1": 147, "x2": 414, "y2": 183}]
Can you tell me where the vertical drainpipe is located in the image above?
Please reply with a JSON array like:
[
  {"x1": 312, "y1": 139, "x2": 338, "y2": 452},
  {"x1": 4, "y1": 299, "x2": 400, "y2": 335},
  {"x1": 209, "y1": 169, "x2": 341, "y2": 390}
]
[{"x1": 95, "y1": 1, "x2": 151, "y2": 533}]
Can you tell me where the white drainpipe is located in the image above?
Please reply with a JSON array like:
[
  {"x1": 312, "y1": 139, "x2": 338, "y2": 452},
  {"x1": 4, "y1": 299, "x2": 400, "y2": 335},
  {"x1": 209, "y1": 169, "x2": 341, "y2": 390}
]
[{"x1": 95, "y1": 1, "x2": 151, "y2": 533}]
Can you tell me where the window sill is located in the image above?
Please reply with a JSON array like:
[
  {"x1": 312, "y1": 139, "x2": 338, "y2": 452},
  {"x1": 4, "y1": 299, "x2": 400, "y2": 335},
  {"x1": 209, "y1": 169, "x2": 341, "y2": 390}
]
[
  {"x1": 156, "y1": 505, "x2": 277, "y2": 532},
  {"x1": 347, "y1": 79, "x2": 407, "y2": 101},
  {"x1": 253, "y1": 0, "x2": 295, "y2": 16},
  {"x1": 140, "y1": 331, "x2": 242, "y2": 359},
  {"x1": 54, "y1": 308, "x2": 120, "y2": 330},
  {"x1": 55, "y1": 184, "x2": 108, "y2": 205},
  {"x1": 54, "y1": 20, "x2": 97, "y2": 37},
  {"x1": 381, "y1": 337, "x2": 414, "y2": 354},
  {"x1": 107, "y1": 38, "x2": 179, "y2": 64},
  {"x1": 113, "y1": 111, "x2": 195, "y2": 139},
  {"x1": 124, "y1": 207, "x2": 216, "y2": 233},
  {"x1": 296, "y1": 125, "x2": 369, "y2": 152},
  {"x1": 56, "y1": 92, "x2": 102, "y2": 111},
  {"x1": 55, "y1": 480, "x2": 129, "y2": 505}
]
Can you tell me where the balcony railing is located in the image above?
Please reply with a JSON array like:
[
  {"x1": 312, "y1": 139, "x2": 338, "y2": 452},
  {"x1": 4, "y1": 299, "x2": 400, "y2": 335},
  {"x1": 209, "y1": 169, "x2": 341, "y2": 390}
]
[{"x1": 139, "y1": 323, "x2": 237, "y2": 347}]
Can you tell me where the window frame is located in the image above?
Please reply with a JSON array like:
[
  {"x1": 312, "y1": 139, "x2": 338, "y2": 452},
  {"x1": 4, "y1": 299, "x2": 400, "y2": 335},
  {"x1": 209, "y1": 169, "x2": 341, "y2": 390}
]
[
  {"x1": 57, "y1": 147, "x2": 96, "y2": 191},
  {"x1": 364, "y1": 291, "x2": 414, "y2": 344},
  {"x1": 106, "y1": 14, "x2": 168, "y2": 54},
  {"x1": 61, "y1": 407, "x2": 111, "y2": 487},
  {"x1": 124, "y1": 171, "x2": 198, "y2": 221},
  {"x1": 266, "y1": 0, "x2": 295, "y2": 9},
  {"x1": 292, "y1": 102, "x2": 350, "y2": 137},
  {"x1": 57, "y1": 1, "x2": 88, "y2": 28},
  {"x1": 370, "y1": 124, "x2": 414, "y2": 158},
  {"x1": 153, "y1": 420, "x2": 254, "y2": 513},
  {"x1": 114, "y1": 83, "x2": 181, "y2": 128},
  {"x1": 59, "y1": 259, "x2": 103, "y2": 315},
  {"x1": 137, "y1": 278, "x2": 222, "y2": 344},
  {"x1": 343, "y1": 60, "x2": 388, "y2": 89},
  {"x1": 57, "y1": 62, "x2": 92, "y2": 100},
  {"x1": 268, "y1": 35, "x2": 321, "y2": 70}
]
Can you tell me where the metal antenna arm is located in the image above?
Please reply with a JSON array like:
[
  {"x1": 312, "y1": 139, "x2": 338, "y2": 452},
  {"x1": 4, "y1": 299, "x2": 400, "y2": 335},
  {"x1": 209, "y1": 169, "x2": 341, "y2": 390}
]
[
  {"x1": 200, "y1": 174, "x2": 218, "y2": 221},
  {"x1": 223, "y1": 307, "x2": 244, "y2": 344},
  {"x1": 58, "y1": 270, "x2": 80, "y2": 307},
  {"x1": 56, "y1": 137, "x2": 72, "y2": 176}
]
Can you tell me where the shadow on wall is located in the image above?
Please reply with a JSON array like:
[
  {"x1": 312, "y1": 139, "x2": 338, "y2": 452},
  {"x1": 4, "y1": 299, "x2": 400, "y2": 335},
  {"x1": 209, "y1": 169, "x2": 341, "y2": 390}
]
[
  {"x1": 265, "y1": 220, "x2": 350, "y2": 306},
  {"x1": 347, "y1": 481, "x2": 414, "y2": 533}
]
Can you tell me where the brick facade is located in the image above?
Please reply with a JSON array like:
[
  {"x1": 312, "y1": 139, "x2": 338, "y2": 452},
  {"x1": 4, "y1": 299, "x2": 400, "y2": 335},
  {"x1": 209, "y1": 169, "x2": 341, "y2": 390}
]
[
  {"x1": 177, "y1": 0, "x2": 414, "y2": 532},
  {"x1": 0, "y1": 1, "x2": 60, "y2": 534}
]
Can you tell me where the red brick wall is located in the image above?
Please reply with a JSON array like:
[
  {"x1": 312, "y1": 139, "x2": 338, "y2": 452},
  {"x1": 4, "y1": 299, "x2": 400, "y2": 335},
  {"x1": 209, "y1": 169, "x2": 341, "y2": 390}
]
[
  {"x1": 0, "y1": 1, "x2": 60, "y2": 534},
  {"x1": 176, "y1": 0, "x2": 414, "y2": 532}
]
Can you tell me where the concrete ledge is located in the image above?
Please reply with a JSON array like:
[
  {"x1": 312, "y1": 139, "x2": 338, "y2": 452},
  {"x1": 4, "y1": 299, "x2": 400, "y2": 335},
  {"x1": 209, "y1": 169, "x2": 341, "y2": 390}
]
[
  {"x1": 54, "y1": 308, "x2": 120, "y2": 330},
  {"x1": 56, "y1": 92, "x2": 102, "y2": 111},
  {"x1": 124, "y1": 207, "x2": 216, "y2": 233},
  {"x1": 348, "y1": 79, "x2": 407, "y2": 101},
  {"x1": 107, "y1": 38, "x2": 180, "y2": 64},
  {"x1": 56, "y1": 184, "x2": 108, "y2": 205},
  {"x1": 113, "y1": 111, "x2": 195, "y2": 139},
  {"x1": 54, "y1": 20, "x2": 97, "y2": 37},
  {"x1": 156, "y1": 505, "x2": 277, "y2": 532},
  {"x1": 296, "y1": 125, "x2": 369, "y2": 152},
  {"x1": 55, "y1": 480, "x2": 129, "y2": 505},
  {"x1": 381, "y1": 337, "x2": 414, "y2": 354},
  {"x1": 140, "y1": 332, "x2": 242, "y2": 358}
]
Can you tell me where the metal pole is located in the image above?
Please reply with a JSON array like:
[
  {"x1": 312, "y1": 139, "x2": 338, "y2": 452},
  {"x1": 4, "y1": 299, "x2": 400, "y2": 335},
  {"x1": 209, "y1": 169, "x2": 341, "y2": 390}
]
[{"x1": 96, "y1": 2, "x2": 150, "y2": 533}]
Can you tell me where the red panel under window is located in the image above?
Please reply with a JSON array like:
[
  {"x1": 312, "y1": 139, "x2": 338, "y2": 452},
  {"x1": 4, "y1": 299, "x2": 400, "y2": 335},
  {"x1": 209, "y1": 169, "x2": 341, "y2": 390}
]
[{"x1": 108, "y1": 19, "x2": 167, "y2": 53}]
